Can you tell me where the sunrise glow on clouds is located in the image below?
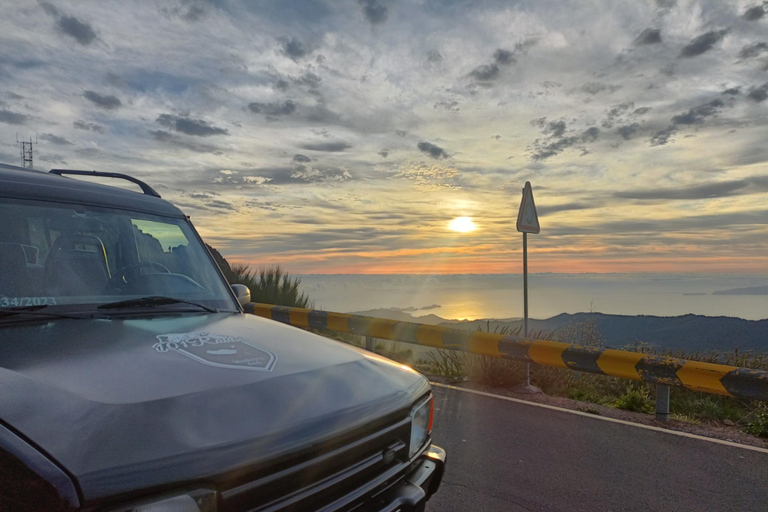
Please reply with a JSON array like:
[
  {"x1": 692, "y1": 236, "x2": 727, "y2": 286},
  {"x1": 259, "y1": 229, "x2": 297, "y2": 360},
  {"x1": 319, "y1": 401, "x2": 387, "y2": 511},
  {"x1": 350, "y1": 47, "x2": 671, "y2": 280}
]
[{"x1": 1, "y1": 0, "x2": 767, "y2": 274}]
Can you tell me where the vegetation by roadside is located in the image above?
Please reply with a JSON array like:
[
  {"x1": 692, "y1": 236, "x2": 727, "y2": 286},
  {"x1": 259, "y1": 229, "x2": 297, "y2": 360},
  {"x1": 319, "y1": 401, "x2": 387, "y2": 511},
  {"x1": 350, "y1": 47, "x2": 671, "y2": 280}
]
[{"x1": 207, "y1": 244, "x2": 311, "y2": 308}]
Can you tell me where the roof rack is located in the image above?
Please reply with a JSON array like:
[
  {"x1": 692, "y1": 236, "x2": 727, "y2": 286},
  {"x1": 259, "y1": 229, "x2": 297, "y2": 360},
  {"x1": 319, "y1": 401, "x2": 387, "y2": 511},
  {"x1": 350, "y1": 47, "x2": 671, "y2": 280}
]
[{"x1": 49, "y1": 169, "x2": 161, "y2": 198}]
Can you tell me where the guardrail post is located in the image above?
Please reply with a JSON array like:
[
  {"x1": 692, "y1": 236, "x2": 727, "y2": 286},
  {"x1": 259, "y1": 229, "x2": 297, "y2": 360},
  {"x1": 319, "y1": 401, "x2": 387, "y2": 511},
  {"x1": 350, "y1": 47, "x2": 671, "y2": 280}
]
[
  {"x1": 365, "y1": 335, "x2": 374, "y2": 352},
  {"x1": 656, "y1": 384, "x2": 670, "y2": 423}
]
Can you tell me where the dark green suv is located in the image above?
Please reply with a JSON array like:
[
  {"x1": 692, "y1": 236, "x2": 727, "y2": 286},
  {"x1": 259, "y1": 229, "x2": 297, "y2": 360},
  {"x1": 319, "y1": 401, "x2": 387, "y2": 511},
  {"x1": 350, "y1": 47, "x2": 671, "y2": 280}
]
[{"x1": 0, "y1": 164, "x2": 445, "y2": 512}]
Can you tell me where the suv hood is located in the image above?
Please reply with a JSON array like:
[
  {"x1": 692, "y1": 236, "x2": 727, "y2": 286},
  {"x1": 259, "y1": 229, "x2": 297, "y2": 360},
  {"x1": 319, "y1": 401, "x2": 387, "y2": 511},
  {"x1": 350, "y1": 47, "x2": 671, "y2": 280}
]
[{"x1": 0, "y1": 313, "x2": 429, "y2": 501}]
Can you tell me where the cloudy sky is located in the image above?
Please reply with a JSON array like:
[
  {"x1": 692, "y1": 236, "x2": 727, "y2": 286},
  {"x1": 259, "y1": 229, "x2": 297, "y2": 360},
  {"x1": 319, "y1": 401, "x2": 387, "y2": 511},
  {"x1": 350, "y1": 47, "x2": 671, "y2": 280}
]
[{"x1": 1, "y1": 0, "x2": 767, "y2": 274}]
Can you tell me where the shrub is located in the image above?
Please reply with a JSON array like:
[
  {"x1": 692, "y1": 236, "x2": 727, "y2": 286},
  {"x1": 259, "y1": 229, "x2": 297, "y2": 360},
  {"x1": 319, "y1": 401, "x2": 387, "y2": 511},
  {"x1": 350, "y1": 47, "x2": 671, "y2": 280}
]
[
  {"x1": 229, "y1": 264, "x2": 311, "y2": 308},
  {"x1": 613, "y1": 385, "x2": 654, "y2": 414},
  {"x1": 744, "y1": 403, "x2": 768, "y2": 438},
  {"x1": 205, "y1": 244, "x2": 311, "y2": 308},
  {"x1": 428, "y1": 349, "x2": 466, "y2": 380}
]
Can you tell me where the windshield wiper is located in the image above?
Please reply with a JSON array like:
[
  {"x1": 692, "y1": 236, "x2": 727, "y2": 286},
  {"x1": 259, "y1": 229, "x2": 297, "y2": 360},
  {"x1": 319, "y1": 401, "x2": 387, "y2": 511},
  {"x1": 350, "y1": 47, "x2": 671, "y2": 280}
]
[
  {"x1": 97, "y1": 296, "x2": 219, "y2": 313},
  {"x1": 0, "y1": 305, "x2": 92, "y2": 320}
]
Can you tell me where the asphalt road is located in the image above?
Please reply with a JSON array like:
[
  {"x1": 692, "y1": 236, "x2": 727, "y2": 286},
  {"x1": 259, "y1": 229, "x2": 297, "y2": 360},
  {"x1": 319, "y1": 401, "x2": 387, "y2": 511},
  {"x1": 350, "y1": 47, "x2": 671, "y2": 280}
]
[{"x1": 426, "y1": 385, "x2": 768, "y2": 512}]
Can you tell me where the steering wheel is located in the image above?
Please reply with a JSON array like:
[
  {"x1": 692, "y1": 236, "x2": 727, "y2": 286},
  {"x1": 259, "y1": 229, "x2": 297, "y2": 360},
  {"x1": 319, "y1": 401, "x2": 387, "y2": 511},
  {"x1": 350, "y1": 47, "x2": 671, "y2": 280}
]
[{"x1": 106, "y1": 261, "x2": 170, "y2": 291}]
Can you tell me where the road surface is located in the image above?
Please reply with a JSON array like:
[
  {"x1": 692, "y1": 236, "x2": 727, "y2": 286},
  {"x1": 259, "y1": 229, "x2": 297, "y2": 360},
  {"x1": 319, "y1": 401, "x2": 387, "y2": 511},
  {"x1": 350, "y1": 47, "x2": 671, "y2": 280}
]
[{"x1": 427, "y1": 384, "x2": 768, "y2": 512}]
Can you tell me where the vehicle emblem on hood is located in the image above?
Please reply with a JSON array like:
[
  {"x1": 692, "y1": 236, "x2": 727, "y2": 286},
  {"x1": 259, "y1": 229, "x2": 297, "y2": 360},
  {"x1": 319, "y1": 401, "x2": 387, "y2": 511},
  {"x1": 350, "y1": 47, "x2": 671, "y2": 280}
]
[{"x1": 154, "y1": 332, "x2": 276, "y2": 372}]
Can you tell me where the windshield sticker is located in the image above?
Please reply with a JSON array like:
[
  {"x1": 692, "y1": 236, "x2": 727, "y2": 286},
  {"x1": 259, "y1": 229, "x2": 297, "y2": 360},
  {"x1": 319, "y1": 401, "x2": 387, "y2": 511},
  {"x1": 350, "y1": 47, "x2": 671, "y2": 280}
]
[
  {"x1": 0, "y1": 297, "x2": 57, "y2": 307},
  {"x1": 154, "y1": 332, "x2": 276, "y2": 372}
]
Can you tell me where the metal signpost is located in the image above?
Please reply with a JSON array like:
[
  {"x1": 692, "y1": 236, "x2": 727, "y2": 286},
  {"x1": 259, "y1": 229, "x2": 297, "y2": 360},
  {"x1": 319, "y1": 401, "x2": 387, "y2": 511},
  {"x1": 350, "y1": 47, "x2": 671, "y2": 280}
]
[{"x1": 516, "y1": 181, "x2": 540, "y2": 391}]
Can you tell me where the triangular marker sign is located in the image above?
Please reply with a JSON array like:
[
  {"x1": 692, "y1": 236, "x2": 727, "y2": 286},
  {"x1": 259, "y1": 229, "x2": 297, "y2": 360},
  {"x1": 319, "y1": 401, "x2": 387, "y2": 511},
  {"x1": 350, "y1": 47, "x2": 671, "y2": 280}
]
[{"x1": 516, "y1": 181, "x2": 540, "y2": 234}]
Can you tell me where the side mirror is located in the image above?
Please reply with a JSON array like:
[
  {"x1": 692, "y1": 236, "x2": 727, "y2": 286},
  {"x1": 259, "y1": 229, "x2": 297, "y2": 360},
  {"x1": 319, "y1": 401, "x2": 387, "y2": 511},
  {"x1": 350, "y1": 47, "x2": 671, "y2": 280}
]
[{"x1": 231, "y1": 284, "x2": 251, "y2": 306}]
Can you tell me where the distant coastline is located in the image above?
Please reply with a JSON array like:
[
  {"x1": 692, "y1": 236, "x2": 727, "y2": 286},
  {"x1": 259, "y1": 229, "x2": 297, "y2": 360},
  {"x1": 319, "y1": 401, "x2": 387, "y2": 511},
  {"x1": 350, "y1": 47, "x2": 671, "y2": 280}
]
[{"x1": 713, "y1": 286, "x2": 768, "y2": 296}]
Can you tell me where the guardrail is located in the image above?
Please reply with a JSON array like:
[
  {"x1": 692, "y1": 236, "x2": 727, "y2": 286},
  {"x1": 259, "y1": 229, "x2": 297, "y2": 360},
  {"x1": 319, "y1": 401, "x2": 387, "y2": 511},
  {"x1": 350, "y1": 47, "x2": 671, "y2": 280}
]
[{"x1": 245, "y1": 303, "x2": 768, "y2": 412}]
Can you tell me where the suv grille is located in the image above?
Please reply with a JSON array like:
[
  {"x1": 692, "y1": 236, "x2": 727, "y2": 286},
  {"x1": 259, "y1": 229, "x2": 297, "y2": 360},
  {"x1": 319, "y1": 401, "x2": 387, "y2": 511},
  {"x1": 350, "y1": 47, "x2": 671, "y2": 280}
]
[{"x1": 219, "y1": 415, "x2": 413, "y2": 512}]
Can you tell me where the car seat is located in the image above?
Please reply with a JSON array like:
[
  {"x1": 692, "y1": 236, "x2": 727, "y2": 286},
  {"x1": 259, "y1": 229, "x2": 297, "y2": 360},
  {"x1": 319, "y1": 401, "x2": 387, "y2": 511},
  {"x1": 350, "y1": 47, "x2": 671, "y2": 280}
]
[
  {"x1": 0, "y1": 242, "x2": 29, "y2": 297},
  {"x1": 44, "y1": 234, "x2": 111, "y2": 296}
]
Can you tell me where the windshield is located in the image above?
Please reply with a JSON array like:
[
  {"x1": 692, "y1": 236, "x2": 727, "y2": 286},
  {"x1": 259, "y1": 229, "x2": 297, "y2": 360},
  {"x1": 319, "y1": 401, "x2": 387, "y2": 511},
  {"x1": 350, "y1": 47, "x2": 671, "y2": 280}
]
[{"x1": 0, "y1": 198, "x2": 237, "y2": 313}]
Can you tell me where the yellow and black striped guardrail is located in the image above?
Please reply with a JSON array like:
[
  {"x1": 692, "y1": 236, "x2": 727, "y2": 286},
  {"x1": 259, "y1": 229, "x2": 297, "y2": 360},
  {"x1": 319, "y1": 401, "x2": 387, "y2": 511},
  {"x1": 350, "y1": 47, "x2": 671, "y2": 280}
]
[{"x1": 245, "y1": 303, "x2": 768, "y2": 402}]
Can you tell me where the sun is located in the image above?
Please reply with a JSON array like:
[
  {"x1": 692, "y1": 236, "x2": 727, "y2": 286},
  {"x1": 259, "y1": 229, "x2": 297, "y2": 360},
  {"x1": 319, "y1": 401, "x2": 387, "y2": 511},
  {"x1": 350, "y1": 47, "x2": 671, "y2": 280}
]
[{"x1": 448, "y1": 217, "x2": 477, "y2": 233}]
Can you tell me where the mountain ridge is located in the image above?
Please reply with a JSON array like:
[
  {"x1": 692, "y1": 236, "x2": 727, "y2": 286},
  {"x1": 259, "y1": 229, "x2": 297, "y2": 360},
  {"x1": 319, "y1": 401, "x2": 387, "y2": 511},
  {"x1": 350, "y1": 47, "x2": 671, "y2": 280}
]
[{"x1": 350, "y1": 308, "x2": 768, "y2": 352}]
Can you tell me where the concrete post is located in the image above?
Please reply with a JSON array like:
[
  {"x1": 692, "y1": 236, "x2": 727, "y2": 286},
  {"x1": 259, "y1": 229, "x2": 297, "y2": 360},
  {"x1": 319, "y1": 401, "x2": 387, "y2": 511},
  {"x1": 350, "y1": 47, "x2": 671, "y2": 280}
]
[
  {"x1": 656, "y1": 384, "x2": 670, "y2": 423},
  {"x1": 365, "y1": 335, "x2": 374, "y2": 352}
]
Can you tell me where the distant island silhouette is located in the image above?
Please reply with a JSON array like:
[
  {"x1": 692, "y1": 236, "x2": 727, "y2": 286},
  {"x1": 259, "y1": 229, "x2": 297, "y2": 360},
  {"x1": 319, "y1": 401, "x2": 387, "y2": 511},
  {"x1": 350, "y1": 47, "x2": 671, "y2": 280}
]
[{"x1": 713, "y1": 286, "x2": 768, "y2": 296}]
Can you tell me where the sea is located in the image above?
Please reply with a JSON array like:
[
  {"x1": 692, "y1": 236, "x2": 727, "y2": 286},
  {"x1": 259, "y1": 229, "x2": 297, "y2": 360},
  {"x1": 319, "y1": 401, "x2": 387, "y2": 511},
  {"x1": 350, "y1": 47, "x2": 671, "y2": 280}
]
[{"x1": 297, "y1": 273, "x2": 768, "y2": 321}]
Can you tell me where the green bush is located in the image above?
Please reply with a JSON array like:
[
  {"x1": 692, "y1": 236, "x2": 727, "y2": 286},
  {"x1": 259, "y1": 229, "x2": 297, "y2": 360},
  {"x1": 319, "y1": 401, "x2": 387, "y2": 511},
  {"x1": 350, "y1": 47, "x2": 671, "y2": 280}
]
[
  {"x1": 229, "y1": 264, "x2": 311, "y2": 308},
  {"x1": 205, "y1": 244, "x2": 310, "y2": 308},
  {"x1": 568, "y1": 387, "x2": 609, "y2": 405},
  {"x1": 744, "y1": 403, "x2": 768, "y2": 437},
  {"x1": 613, "y1": 385, "x2": 654, "y2": 414}
]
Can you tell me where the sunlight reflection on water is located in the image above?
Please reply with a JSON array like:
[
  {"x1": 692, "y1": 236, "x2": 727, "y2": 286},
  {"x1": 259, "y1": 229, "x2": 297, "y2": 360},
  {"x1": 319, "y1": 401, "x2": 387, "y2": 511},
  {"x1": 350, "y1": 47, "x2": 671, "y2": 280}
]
[{"x1": 299, "y1": 274, "x2": 768, "y2": 321}]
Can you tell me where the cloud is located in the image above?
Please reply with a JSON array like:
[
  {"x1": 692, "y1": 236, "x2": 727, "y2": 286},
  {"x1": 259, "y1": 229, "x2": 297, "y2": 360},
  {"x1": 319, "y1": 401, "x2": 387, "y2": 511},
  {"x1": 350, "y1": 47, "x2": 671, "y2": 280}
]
[
  {"x1": 83, "y1": 90, "x2": 122, "y2": 110},
  {"x1": 73, "y1": 120, "x2": 105, "y2": 133},
  {"x1": 417, "y1": 141, "x2": 449, "y2": 159},
  {"x1": 292, "y1": 154, "x2": 311, "y2": 162},
  {"x1": 294, "y1": 72, "x2": 322, "y2": 89},
  {"x1": 649, "y1": 99, "x2": 724, "y2": 146},
  {"x1": 253, "y1": 164, "x2": 352, "y2": 185},
  {"x1": 434, "y1": 100, "x2": 459, "y2": 112},
  {"x1": 738, "y1": 42, "x2": 768, "y2": 59},
  {"x1": 279, "y1": 37, "x2": 310, "y2": 61},
  {"x1": 40, "y1": 133, "x2": 73, "y2": 145},
  {"x1": 0, "y1": 109, "x2": 29, "y2": 125},
  {"x1": 468, "y1": 40, "x2": 536, "y2": 85},
  {"x1": 300, "y1": 141, "x2": 351, "y2": 152},
  {"x1": 378, "y1": 149, "x2": 389, "y2": 157},
  {"x1": 493, "y1": 49, "x2": 516, "y2": 65},
  {"x1": 722, "y1": 87, "x2": 742, "y2": 95},
  {"x1": 427, "y1": 50, "x2": 443, "y2": 64},
  {"x1": 615, "y1": 176, "x2": 768, "y2": 201},
  {"x1": 743, "y1": 5, "x2": 766, "y2": 21},
  {"x1": 393, "y1": 162, "x2": 459, "y2": 189},
  {"x1": 162, "y1": 0, "x2": 211, "y2": 22},
  {"x1": 537, "y1": 202, "x2": 593, "y2": 215},
  {"x1": 206, "y1": 200, "x2": 236, "y2": 210},
  {"x1": 543, "y1": 120, "x2": 567, "y2": 137},
  {"x1": 581, "y1": 82, "x2": 621, "y2": 95},
  {"x1": 679, "y1": 29, "x2": 729, "y2": 58},
  {"x1": 156, "y1": 113, "x2": 229, "y2": 136},
  {"x1": 649, "y1": 126, "x2": 676, "y2": 146},
  {"x1": 633, "y1": 28, "x2": 662, "y2": 45},
  {"x1": 632, "y1": 106, "x2": 652, "y2": 116},
  {"x1": 149, "y1": 130, "x2": 221, "y2": 154},
  {"x1": 602, "y1": 101, "x2": 635, "y2": 128},
  {"x1": 747, "y1": 82, "x2": 768, "y2": 102},
  {"x1": 247, "y1": 100, "x2": 297, "y2": 117},
  {"x1": 358, "y1": 0, "x2": 388, "y2": 25},
  {"x1": 468, "y1": 63, "x2": 500, "y2": 83},
  {"x1": 41, "y1": 3, "x2": 98, "y2": 45},
  {"x1": 670, "y1": 99, "x2": 724, "y2": 125},
  {"x1": 289, "y1": 164, "x2": 352, "y2": 183},
  {"x1": 530, "y1": 127, "x2": 600, "y2": 160},
  {"x1": 616, "y1": 123, "x2": 641, "y2": 140}
]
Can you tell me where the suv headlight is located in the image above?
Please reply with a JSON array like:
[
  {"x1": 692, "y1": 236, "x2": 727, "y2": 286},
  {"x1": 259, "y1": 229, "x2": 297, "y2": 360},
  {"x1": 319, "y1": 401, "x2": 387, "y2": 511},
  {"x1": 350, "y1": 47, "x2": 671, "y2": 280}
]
[
  {"x1": 111, "y1": 489, "x2": 216, "y2": 512},
  {"x1": 409, "y1": 394, "x2": 434, "y2": 458}
]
